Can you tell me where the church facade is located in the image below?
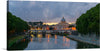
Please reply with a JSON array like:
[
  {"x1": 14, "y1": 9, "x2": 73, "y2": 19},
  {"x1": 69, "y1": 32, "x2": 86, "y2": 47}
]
[{"x1": 55, "y1": 17, "x2": 70, "y2": 30}]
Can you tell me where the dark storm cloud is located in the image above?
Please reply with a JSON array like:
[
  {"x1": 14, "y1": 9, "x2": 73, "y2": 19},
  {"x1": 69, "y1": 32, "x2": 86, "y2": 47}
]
[{"x1": 8, "y1": 1, "x2": 97, "y2": 23}]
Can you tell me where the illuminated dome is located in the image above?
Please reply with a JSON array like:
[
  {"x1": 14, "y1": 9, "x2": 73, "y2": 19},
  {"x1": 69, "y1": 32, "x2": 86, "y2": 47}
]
[
  {"x1": 55, "y1": 17, "x2": 69, "y2": 30},
  {"x1": 61, "y1": 17, "x2": 66, "y2": 23}
]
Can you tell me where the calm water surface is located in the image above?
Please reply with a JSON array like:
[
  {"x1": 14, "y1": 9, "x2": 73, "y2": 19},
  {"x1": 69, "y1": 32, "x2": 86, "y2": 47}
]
[{"x1": 9, "y1": 34, "x2": 99, "y2": 50}]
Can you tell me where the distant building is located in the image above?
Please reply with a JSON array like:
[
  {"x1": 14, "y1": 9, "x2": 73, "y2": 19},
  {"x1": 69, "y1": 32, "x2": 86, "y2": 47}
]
[
  {"x1": 28, "y1": 21, "x2": 43, "y2": 30},
  {"x1": 68, "y1": 24, "x2": 76, "y2": 31},
  {"x1": 42, "y1": 25, "x2": 49, "y2": 30},
  {"x1": 55, "y1": 17, "x2": 69, "y2": 30},
  {"x1": 28, "y1": 17, "x2": 76, "y2": 31}
]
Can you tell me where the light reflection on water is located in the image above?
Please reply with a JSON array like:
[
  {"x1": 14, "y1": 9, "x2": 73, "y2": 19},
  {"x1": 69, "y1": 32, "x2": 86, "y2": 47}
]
[
  {"x1": 24, "y1": 34, "x2": 77, "y2": 50},
  {"x1": 8, "y1": 34, "x2": 99, "y2": 50},
  {"x1": 55, "y1": 35, "x2": 57, "y2": 44},
  {"x1": 30, "y1": 38, "x2": 33, "y2": 42},
  {"x1": 62, "y1": 36, "x2": 70, "y2": 47},
  {"x1": 47, "y1": 34, "x2": 50, "y2": 43}
]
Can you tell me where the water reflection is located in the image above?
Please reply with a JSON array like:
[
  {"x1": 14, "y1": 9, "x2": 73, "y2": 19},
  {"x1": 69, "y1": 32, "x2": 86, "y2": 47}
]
[
  {"x1": 63, "y1": 36, "x2": 70, "y2": 47},
  {"x1": 30, "y1": 38, "x2": 33, "y2": 42},
  {"x1": 63, "y1": 36, "x2": 66, "y2": 42},
  {"x1": 37, "y1": 34, "x2": 42, "y2": 42},
  {"x1": 8, "y1": 33, "x2": 100, "y2": 50},
  {"x1": 55, "y1": 35, "x2": 57, "y2": 39},
  {"x1": 47, "y1": 34, "x2": 50, "y2": 43},
  {"x1": 65, "y1": 38, "x2": 70, "y2": 47},
  {"x1": 55, "y1": 35, "x2": 57, "y2": 44},
  {"x1": 37, "y1": 34, "x2": 42, "y2": 38}
]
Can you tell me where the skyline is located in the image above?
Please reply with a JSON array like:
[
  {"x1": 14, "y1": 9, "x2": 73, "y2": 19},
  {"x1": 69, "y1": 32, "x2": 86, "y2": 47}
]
[{"x1": 8, "y1": 1, "x2": 97, "y2": 24}]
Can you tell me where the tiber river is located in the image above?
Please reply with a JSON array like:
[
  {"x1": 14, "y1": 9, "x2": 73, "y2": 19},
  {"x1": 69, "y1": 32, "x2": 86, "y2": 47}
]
[{"x1": 9, "y1": 34, "x2": 99, "y2": 50}]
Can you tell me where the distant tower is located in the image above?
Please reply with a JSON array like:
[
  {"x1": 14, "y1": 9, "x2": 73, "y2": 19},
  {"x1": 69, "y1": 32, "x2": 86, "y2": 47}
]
[{"x1": 61, "y1": 17, "x2": 66, "y2": 23}]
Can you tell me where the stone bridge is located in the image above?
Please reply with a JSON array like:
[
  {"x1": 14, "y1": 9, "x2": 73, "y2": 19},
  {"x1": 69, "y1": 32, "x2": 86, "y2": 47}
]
[{"x1": 28, "y1": 30, "x2": 71, "y2": 34}]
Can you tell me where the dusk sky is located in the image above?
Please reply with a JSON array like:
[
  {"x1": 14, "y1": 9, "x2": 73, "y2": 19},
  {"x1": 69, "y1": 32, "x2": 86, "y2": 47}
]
[{"x1": 8, "y1": 1, "x2": 98, "y2": 24}]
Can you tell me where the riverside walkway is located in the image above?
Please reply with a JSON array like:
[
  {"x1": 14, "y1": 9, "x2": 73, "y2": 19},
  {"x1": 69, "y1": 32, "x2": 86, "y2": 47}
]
[{"x1": 67, "y1": 35, "x2": 100, "y2": 47}]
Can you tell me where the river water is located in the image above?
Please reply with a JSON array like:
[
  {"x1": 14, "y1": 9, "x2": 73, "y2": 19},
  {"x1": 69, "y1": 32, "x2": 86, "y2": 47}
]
[{"x1": 9, "y1": 34, "x2": 99, "y2": 50}]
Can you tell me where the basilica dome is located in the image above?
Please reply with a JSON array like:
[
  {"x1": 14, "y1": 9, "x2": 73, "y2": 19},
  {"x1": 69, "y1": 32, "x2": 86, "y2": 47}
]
[
  {"x1": 54, "y1": 17, "x2": 69, "y2": 30},
  {"x1": 61, "y1": 17, "x2": 66, "y2": 23}
]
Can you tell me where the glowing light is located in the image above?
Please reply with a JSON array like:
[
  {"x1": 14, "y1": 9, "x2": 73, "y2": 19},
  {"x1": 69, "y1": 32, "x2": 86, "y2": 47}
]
[
  {"x1": 72, "y1": 27, "x2": 76, "y2": 30},
  {"x1": 31, "y1": 34, "x2": 34, "y2": 37},
  {"x1": 30, "y1": 38, "x2": 33, "y2": 42},
  {"x1": 55, "y1": 35, "x2": 57, "y2": 44},
  {"x1": 46, "y1": 26, "x2": 49, "y2": 30},
  {"x1": 37, "y1": 34, "x2": 42, "y2": 38},
  {"x1": 68, "y1": 22, "x2": 75, "y2": 24},
  {"x1": 69, "y1": 23, "x2": 73, "y2": 24},
  {"x1": 47, "y1": 34, "x2": 50, "y2": 43},
  {"x1": 24, "y1": 39, "x2": 25, "y2": 42},
  {"x1": 55, "y1": 35, "x2": 57, "y2": 39},
  {"x1": 66, "y1": 28, "x2": 69, "y2": 30},
  {"x1": 43, "y1": 23, "x2": 58, "y2": 25}
]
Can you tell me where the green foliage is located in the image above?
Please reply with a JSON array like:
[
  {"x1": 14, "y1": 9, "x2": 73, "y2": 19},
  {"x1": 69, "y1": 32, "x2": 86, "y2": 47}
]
[
  {"x1": 8, "y1": 35, "x2": 25, "y2": 48},
  {"x1": 76, "y1": 3, "x2": 100, "y2": 34},
  {"x1": 68, "y1": 25, "x2": 75, "y2": 28},
  {"x1": 7, "y1": 12, "x2": 30, "y2": 35}
]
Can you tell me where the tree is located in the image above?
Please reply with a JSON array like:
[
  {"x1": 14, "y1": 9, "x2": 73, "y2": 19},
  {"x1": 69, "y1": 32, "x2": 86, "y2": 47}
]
[
  {"x1": 68, "y1": 25, "x2": 75, "y2": 28},
  {"x1": 76, "y1": 4, "x2": 100, "y2": 35},
  {"x1": 7, "y1": 12, "x2": 30, "y2": 35}
]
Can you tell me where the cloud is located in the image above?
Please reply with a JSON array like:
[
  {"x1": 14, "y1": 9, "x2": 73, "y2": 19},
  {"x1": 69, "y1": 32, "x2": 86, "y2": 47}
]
[{"x1": 8, "y1": 1, "x2": 98, "y2": 23}]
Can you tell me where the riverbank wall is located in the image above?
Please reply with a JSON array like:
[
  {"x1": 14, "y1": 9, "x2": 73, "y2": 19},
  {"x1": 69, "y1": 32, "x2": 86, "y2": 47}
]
[{"x1": 67, "y1": 35, "x2": 100, "y2": 47}]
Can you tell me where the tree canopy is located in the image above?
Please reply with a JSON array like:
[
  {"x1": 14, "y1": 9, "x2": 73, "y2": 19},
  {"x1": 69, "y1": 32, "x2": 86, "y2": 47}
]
[
  {"x1": 7, "y1": 12, "x2": 30, "y2": 35},
  {"x1": 76, "y1": 4, "x2": 100, "y2": 34}
]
